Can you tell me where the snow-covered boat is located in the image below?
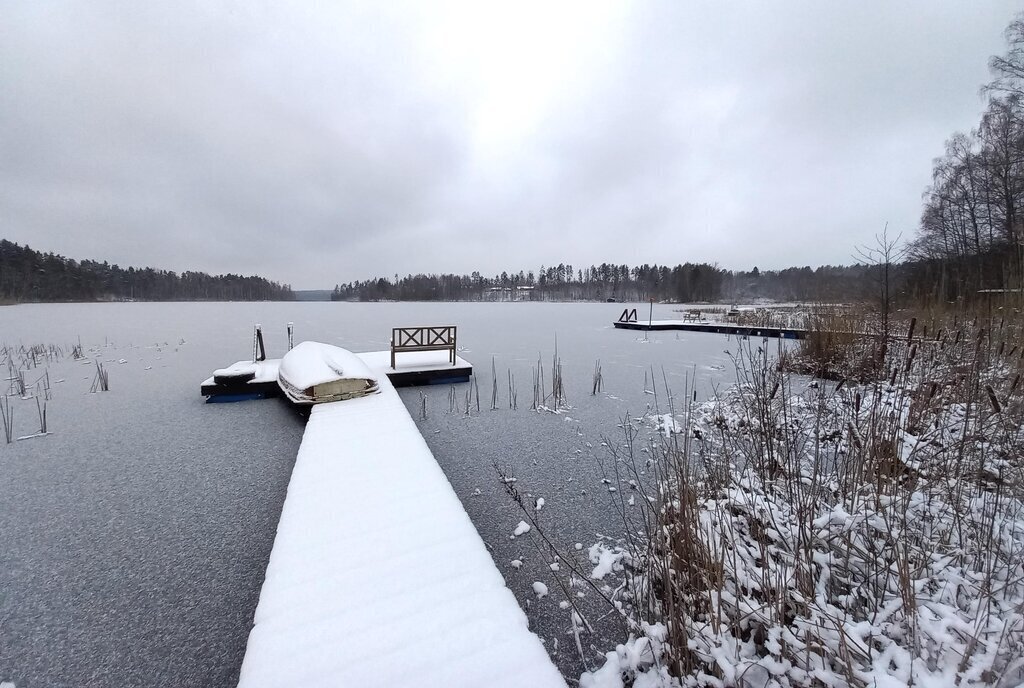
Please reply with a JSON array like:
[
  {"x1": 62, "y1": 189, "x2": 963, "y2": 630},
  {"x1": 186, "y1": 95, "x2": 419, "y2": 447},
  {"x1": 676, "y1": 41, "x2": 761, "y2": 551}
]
[{"x1": 277, "y1": 341, "x2": 379, "y2": 404}]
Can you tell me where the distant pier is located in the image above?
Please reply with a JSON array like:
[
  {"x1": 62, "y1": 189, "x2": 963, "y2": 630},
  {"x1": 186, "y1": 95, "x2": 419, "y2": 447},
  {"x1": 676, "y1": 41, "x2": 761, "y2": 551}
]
[{"x1": 613, "y1": 319, "x2": 808, "y2": 339}]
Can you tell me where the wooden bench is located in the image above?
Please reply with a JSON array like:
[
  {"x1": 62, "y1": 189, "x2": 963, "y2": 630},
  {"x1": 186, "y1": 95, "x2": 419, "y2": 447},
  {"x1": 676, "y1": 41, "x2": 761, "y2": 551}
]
[
  {"x1": 681, "y1": 309, "x2": 701, "y2": 322},
  {"x1": 391, "y1": 326, "x2": 457, "y2": 369}
]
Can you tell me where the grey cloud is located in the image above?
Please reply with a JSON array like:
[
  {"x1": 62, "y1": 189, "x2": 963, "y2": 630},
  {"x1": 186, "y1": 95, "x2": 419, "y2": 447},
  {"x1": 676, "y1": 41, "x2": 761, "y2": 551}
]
[
  {"x1": 1, "y1": 2, "x2": 467, "y2": 284},
  {"x1": 1, "y1": 1, "x2": 1020, "y2": 287}
]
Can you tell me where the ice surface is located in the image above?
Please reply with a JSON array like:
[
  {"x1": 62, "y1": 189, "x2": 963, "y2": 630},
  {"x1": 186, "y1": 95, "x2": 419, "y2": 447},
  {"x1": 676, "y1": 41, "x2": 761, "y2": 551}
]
[
  {"x1": 237, "y1": 370, "x2": 564, "y2": 688},
  {"x1": 3, "y1": 300, "x2": 751, "y2": 686}
]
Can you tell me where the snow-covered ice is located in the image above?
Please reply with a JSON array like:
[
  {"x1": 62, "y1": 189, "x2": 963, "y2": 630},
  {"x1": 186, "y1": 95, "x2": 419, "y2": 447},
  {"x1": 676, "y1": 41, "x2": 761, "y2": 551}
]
[{"x1": 513, "y1": 520, "x2": 531, "y2": 536}]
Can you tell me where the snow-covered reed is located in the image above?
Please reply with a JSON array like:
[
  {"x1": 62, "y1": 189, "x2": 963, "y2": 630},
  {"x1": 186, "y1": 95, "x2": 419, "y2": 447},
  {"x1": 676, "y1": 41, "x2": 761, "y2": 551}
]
[
  {"x1": 733, "y1": 307, "x2": 811, "y2": 331},
  {"x1": 581, "y1": 316, "x2": 1024, "y2": 688},
  {"x1": 1, "y1": 396, "x2": 12, "y2": 443},
  {"x1": 90, "y1": 361, "x2": 109, "y2": 393}
]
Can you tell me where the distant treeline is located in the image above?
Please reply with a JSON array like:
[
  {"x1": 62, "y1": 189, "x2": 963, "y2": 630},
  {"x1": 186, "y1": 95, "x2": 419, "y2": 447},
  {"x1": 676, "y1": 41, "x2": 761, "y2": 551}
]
[
  {"x1": 331, "y1": 262, "x2": 881, "y2": 303},
  {"x1": 0, "y1": 240, "x2": 294, "y2": 302}
]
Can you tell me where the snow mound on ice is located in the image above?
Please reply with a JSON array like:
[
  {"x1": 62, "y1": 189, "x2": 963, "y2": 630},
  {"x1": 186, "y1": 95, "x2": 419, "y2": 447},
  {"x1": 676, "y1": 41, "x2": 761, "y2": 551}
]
[{"x1": 588, "y1": 543, "x2": 628, "y2": 580}]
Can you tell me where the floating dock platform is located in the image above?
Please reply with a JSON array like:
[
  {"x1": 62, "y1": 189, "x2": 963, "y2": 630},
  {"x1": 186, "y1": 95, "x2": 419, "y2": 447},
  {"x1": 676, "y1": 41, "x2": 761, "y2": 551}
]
[
  {"x1": 233, "y1": 358, "x2": 564, "y2": 688},
  {"x1": 614, "y1": 319, "x2": 808, "y2": 339},
  {"x1": 201, "y1": 350, "x2": 473, "y2": 399}
]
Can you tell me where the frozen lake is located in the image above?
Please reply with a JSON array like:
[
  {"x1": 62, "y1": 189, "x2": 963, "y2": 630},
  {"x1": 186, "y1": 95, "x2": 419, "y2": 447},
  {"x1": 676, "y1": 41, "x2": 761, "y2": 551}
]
[{"x1": 0, "y1": 301, "x2": 779, "y2": 686}]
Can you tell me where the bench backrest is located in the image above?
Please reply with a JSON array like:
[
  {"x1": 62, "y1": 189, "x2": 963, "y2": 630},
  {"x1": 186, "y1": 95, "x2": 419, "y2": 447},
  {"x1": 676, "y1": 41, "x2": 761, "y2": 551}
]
[
  {"x1": 390, "y1": 326, "x2": 457, "y2": 369},
  {"x1": 392, "y1": 326, "x2": 457, "y2": 350}
]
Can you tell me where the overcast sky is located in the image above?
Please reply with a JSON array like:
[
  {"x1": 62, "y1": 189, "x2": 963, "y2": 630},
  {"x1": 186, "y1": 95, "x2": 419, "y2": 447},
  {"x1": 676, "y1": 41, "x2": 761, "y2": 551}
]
[{"x1": 1, "y1": 2, "x2": 1020, "y2": 288}]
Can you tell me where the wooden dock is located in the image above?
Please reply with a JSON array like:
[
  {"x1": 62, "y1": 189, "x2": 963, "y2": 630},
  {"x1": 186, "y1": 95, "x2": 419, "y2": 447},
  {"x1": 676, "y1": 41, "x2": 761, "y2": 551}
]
[
  {"x1": 201, "y1": 351, "x2": 473, "y2": 400},
  {"x1": 613, "y1": 319, "x2": 808, "y2": 339},
  {"x1": 202, "y1": 324, "x2": 472, "y2": 400},
  {"x1": 236, "y1": 367, "x2": 564, "y2": 688}
]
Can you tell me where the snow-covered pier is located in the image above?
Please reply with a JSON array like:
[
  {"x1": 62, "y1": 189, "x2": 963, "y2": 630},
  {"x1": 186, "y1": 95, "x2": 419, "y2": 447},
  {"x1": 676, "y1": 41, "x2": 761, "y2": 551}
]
[
  {"x1": 200, "y1": 350, "x2": 473, "y2": 399},
  {"x1": 613, "y1": 318, "x2": 807, "y2": 339},
  {"x1": 236, "y1": 362, "x2": 564, "y2": 687}
]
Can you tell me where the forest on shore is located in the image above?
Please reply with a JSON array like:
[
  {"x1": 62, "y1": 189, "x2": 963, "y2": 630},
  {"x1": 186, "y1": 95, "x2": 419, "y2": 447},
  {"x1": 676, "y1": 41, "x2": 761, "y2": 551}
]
[
  {"x1": 0, "y1": 240, "x2": 294, "y2": 303},
  {"x1": 330, "y1": 262, "x2": 882, "y2": 304},
  {"x1": 328, "y1": 247, "x2": 1017, "y2": 305}
]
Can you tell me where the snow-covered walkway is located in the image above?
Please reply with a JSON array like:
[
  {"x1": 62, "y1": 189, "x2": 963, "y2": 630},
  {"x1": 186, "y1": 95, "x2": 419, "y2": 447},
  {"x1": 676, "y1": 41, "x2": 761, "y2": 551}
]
[{"x1": 237, "y1": 358, "x2": 565, "y2": 687}]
